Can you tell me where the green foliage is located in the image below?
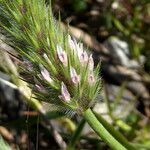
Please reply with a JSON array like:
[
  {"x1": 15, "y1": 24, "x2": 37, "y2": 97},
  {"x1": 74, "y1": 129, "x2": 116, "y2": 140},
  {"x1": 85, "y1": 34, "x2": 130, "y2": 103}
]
[
  {"x1": 104, "y1": 0, "x2": 150, "y2": 72},
  {"x1": 0, "y1": 136, "x2": 13, "y2": 150},
  {"x1": 71, "y1": 0, "x2": 87, "y2": 12}
]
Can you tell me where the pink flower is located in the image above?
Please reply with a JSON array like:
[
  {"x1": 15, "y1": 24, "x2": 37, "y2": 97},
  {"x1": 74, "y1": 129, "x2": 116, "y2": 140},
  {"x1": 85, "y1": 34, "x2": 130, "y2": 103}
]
[
  {"x1": 76, "y1": 43, "x2": 84, "y2": 58},
  {"x1": 68, "y1": 36, "x2": 88, "y2": 65},
  {"x1": 35, "y1": 84, "x2": 46, "y2": 93},
  {"x1": 88, "y1": 54, "x2": 94, "y2": 71},
  {"x1": 57, "y1": 45, "x2": 68, "y2": 66},
  {"x1": 88, "y1": 73, "x2": 95, "y2": 85},
  {"x1": 70, "y1": 67, "x2": 80, "y2": 84},
  {"x1": 79, "y1": 51, "x2": 88, "y2": 65},
  {"x1": 59, "y1": 82, "x2": 70, "y2": 102},
  {"x1": 40, "y1": 65, "x2": 53, "y2": 83},
  {"x1": 68, "y1": 36, "x2": 85, "y2": 61},
  {"x1": 68, "y1": 35, "x2": 77, "y2": 51}
]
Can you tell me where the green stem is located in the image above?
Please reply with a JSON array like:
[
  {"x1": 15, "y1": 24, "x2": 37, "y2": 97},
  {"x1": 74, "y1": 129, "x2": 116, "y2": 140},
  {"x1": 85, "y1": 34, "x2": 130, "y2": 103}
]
[
  {"x1": 67, "y1": 119, "x2": 86, "y2": 150},
  {"x1": 94, "y1": 111, "x2": 135, "y2": 150},
  {"x1": 83, "y1": 108, "x2": 127, "y2": 150},
  {"x1": 104, "y1": 83, "x2": 113, "y2": 118}
]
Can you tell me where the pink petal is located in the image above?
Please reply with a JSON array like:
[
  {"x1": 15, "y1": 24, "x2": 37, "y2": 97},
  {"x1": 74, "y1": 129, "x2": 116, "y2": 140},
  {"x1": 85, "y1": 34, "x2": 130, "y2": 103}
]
[
  {"x1": 68, "y1": 35, "x2": 83, "y2": 58},
  {"x1": 80, "y1": 51, "x2": 88, "y2": 64},
  {"x1": 68, "y1": 35, "x2": 76, "y2": 51},
  {"x1": 35, "y1": 84, "x2": 46, "y2": 93},
  {"x1": 88, "y1": 54, "x2": 94, "y2": 71},
  {"x1": 59, "y1": 82, "x2": 70, "y2": 102},
  {"x1": 57, "y1": 45, "x2": 68, "y2": 66},
  {"x1": 40, "y1": 65, "x2": 53, "y2": 83},
  {"x1": 88, "y1": 73, "x2": 95, "y2": 85},
  {"x1": 70, "y1": 67, "x2": 80, "y2": 84}
]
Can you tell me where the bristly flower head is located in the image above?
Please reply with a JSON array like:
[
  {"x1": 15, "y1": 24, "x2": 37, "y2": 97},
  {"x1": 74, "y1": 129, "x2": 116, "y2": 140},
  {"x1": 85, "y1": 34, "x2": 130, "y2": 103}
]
[{"x1": 0, "y1": 0, "x2": 101, "y2": 115}]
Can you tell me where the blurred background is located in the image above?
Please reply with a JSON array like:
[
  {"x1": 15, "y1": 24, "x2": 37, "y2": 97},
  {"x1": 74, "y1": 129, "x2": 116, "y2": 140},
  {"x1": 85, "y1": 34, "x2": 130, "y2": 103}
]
[{"x1": 0, "y1": 0, "x2": 150, "y2": 149}]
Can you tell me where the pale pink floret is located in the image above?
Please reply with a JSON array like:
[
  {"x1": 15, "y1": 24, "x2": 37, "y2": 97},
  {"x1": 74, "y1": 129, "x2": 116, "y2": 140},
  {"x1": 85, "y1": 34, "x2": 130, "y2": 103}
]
[
  {"x1": 77, "y1": 43, "x2": 83, "y2": 56},
  {"x1": 35, "y1": 84, "x2": 42, "y2": 91},
  {"x1": 59, "y1": 82, "x2": 70, "y2": 102},
  {"x1": 68, "y1": 35, "x2": 77, "y2": 51},
  {"x1": 35, "y1": 84, "x2": 46, "y2": 93},
  {"x1": 57, "y1": 45, "x2": 68, "y2": 66},
  {"x1": 88, "y1": 73, "x2": 95, "y2": 85},
  {"x1": 70, "y1": 67, "x2": 80, "y2": 84},
  {"x1": 88, "y1": 54, "x2": 94, "y2": 71},
  {"x1": 68, "y1": 35, "x2": 81, "y2": 53},
  {"x1": 80, "y1": 51, "x2": 88, "y2": 65},
  {"x1": 40, "y1": 65, "x2": 53, "y2": 83},
  {"x1": 68, "y1": 35, "x2": 87, "y2": 63},
  {"x1": 74, "y1": 42, "x2": 88, "y2": 64}
]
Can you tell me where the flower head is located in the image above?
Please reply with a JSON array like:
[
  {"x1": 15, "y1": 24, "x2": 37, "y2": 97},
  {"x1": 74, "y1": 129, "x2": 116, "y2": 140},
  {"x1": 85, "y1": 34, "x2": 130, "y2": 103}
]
[{"x1": 0, "y1": 0, "x2": 101, "y2": 114}]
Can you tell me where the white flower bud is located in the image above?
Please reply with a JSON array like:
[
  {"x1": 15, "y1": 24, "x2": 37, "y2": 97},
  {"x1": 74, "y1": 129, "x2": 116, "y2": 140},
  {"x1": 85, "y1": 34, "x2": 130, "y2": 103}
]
[
  {"x1": 70, "y1": 67, "x2": 80, "y2": 85},
  {"x1": 88, "y1": 73, "x2": 95, "y2": 85},
  {"x1": 88, "y1": 54, "x2": 94, "y2": 71},
  {"x1": 68, "y1": 35, "x2": 76, "y2": 51},
  {"x1": 80, "y1": 51, "x2": 88, "y2": 65},
  {"x1": 57, "y1": 45, "x2": 68, "y2": 66},
  {"x1": 68, "y1": 35, "x2": 83, "y2": 59},
  {"x1": 59, "y1": 82, "x2": 70, "y2": 102},
  {"x1": 35, "y1": 84, "x2": 46, "y2": 93},
  {"x1": 40, "y1": 65, "x2": 53, "y2": 83}
]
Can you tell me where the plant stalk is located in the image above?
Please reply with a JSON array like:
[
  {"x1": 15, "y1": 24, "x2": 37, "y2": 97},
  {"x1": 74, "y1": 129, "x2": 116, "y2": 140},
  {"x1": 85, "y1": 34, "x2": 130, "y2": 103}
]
[
  {"x1": 93, "y1": 111, "x2": 135, "y2": 150},
  {"x1": 83, "y1": 108, "x2": 127, "y2": 150},
  {"x1": 67, "y1": 118, "x2": 86, "y2": 150}
]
